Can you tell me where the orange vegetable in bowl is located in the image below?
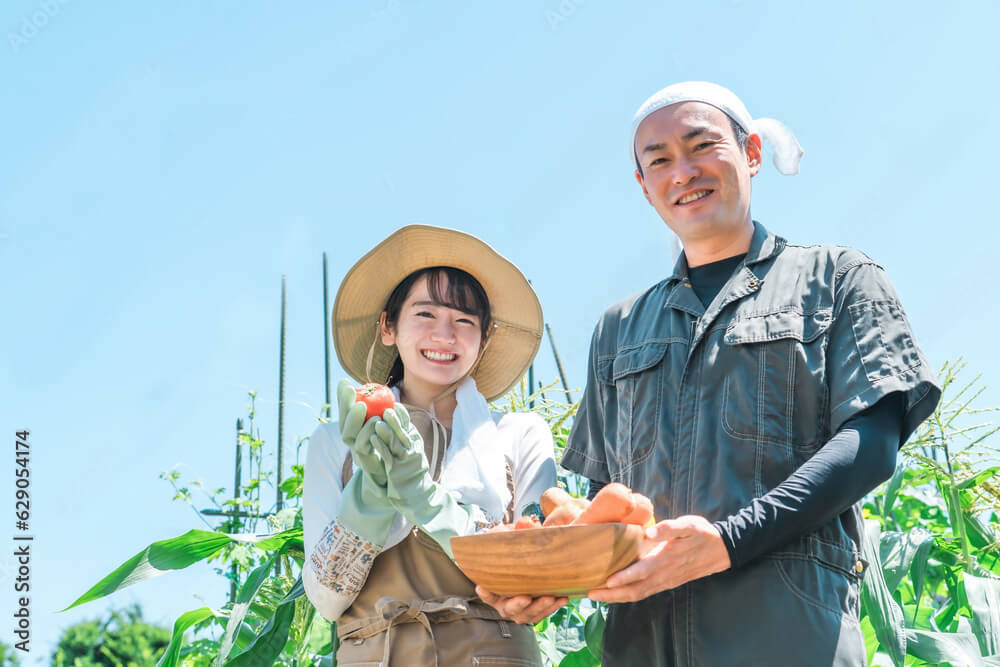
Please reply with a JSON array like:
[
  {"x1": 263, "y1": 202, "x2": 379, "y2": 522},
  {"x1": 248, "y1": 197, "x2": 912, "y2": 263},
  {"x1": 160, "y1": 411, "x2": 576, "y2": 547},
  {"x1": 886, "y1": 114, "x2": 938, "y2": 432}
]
[
  {"x1": 622, "y1": 493, "x2": 655, "y2": 527},
  {"x1": 573, "y1": 483, "x2": 635, "y2": 525},
  {"x1": 542, "y1": 502, "x2": 585, "y2": 527},
  {"x1": 540, "y1": 487, "x2": 573, "y2": 517}
]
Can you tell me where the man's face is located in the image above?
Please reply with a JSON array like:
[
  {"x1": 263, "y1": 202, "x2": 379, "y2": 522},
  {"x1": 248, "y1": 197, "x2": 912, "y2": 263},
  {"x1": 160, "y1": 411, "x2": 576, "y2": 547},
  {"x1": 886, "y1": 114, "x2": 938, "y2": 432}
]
[{"x1": 633, "y1": 102, "x2": 762, "y2": 244}]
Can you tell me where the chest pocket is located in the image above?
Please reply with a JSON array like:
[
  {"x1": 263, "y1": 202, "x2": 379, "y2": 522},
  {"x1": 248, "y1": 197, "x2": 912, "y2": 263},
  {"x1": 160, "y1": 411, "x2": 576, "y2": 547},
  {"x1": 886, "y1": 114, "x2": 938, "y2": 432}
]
[
  {"x1": 721, "y1": 309, "x2": 832, "y2": 490},
  {"x1": 597, "y1": 341, "x2": 671, "y2": 482}
]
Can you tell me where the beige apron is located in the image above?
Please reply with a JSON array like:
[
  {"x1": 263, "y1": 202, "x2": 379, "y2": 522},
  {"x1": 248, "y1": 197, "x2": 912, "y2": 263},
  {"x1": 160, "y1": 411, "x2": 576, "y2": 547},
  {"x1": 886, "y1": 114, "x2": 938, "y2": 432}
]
[{"x1": 335, "y1": 405, "x2": 542, "y2": 667}]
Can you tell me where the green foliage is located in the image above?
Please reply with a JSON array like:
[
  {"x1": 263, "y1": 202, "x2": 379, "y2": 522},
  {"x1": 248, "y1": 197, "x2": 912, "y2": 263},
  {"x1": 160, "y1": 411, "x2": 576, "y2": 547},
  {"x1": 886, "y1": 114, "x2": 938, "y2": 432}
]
[
  {"x1": 861, "y1": 359, "x2": 1000, "y2": 666},
  {"x1": 69, "y1": 378, "x2": 596, "y2": 666},
  {"x1": 51, "y1": 603, "x2": 171, "y2": 667},
  {"x1": 0, "y1": 640, "x2": 22, "y2": 666}
]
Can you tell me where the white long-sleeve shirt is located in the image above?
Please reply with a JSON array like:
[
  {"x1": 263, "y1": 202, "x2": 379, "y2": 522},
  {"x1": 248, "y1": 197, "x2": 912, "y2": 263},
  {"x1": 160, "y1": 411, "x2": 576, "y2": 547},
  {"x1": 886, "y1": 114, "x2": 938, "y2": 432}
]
[{"x1": 302, "y1": 410, "x2": 557, "y2": 622}]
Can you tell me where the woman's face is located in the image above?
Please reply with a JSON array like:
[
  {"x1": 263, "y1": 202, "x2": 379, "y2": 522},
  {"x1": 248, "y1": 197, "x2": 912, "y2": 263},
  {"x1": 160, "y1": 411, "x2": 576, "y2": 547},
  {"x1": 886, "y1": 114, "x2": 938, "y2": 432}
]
[{"x1": 380, "y1": 274, "x2": 484, "y2": 394}]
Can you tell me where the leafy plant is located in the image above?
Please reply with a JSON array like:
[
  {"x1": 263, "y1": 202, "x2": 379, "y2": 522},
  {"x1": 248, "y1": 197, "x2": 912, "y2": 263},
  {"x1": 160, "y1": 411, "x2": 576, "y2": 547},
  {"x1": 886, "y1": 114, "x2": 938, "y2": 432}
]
[
  {"x1": 65, "y1": 377, "x2": 600, "y2": 666},
  {"x1": 861, "y1": 359, "x2": 1000, "y2": 666},
  {"x1": 51, "y1": 603, "x2": 171, "y2": 666}
]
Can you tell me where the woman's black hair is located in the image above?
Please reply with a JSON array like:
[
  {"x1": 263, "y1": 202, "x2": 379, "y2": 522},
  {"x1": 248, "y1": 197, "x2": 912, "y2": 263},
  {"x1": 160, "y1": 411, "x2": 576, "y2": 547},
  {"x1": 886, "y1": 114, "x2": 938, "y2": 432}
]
[{"x1": 382, "y1": 266, "x2": 492, "y2": 386}]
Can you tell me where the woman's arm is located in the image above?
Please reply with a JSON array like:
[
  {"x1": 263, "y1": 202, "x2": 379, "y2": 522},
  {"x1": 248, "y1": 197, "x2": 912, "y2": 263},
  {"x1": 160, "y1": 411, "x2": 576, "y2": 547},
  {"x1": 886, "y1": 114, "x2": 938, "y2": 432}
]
[
  {"x1": 302, "y1": 421, "x2": 395, "y2": 621},
  {"x1": 502, "y1": 412, "x2": 558, "y2": 518}
]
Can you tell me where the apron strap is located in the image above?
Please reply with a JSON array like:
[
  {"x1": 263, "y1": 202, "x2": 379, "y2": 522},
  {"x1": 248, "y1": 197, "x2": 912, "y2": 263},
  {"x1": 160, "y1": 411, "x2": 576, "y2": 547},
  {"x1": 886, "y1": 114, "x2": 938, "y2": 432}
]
[
  {"x1": 377, "y1": 596, "x2": 467, "y2": 667},
  {"x1": 339, "y1": 595, "x2": 506, "y2": 665}
]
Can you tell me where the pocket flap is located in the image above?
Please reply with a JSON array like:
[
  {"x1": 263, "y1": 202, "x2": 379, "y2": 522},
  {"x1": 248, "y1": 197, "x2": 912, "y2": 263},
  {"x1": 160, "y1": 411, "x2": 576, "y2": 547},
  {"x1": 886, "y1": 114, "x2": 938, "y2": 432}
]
[
  {"x1": 725, "y1": 308, "x2": 832, "y2": 345},
  {"x1": 598, "y1": 341, "x2": 670, "y2": 383}
]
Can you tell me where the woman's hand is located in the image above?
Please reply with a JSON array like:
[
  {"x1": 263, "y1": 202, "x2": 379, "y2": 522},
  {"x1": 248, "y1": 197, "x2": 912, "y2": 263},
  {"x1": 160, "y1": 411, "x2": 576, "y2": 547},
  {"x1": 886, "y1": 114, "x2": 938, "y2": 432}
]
[
  {"x1": 336, "y1": 379, "x2": 387, "y2": 487},
  {"x1": 475, "y1": 586, "x2": 568, "y2": 625}
]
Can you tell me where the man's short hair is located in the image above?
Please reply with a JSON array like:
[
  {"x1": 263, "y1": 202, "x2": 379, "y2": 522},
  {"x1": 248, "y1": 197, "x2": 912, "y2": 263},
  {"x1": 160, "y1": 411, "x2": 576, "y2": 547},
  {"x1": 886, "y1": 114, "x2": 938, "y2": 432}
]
[{"x1": 728, "y1": 115, "x2": 749, "y2": 153}]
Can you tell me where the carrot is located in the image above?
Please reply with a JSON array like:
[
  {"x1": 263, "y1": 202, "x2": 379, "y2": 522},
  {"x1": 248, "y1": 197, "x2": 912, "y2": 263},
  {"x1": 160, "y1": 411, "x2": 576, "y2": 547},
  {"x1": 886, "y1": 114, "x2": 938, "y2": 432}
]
[
  {"x1": 542, "y1": 500, "x2": 586, "y2": 527},
  {"x1": 540, "y1": 487, "x2": 573, "y2": 517},
  {"x1": 573, "y1": 482, "x2": 635, "y2": 525},
  {"x1": 621, "y1": 493, "x2": 654, "y2": 527},
  {"x1": 514, "y1": 515, "x2": 541, "y2": 530}
]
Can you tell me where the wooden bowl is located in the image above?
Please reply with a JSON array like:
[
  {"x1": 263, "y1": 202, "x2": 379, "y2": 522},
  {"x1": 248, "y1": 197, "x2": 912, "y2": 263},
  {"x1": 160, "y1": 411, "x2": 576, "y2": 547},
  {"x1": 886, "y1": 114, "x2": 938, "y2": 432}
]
[{"x1": 450, "y1": 523, "x2": 644, "y2": 597}]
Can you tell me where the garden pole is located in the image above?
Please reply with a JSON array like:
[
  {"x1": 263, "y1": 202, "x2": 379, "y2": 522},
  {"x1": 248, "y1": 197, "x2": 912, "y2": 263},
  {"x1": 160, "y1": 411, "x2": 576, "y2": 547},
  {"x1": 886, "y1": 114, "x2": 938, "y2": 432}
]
[
  {"x1": 275, "y1": 277, "x2": 287, "y2": 578},
  {"x1": 230, "y1": 418, "x2": 242, "y2": 603},
  {"x1": 546, "y1": 323, "x2": 572, "y2": 402},
  {"x1": 276, "y1": 277, "x2": 286, "y2": 514},
  {"x1": 322, "y1": 253, "x2": 332, "y2": 419},
  {"x1": 528, "y1": 363, "x2": 535, "y2": 409}
]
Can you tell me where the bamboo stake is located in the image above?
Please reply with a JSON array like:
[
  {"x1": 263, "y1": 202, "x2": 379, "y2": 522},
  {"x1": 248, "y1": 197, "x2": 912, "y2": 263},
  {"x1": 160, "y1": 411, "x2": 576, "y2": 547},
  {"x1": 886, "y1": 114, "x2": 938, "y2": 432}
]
[
  {"x1": 276, "y1": 277, "x2": 286, "y2": 514},
  {"x1": 545, "y1": 323, "x2": 572, "y2": 401},
  {"x1": 230, "y1": 418, "x2": 242, "y2": 603},
  {"x1": 322, "y1": 253, "x2": 332, "y2": 419}
]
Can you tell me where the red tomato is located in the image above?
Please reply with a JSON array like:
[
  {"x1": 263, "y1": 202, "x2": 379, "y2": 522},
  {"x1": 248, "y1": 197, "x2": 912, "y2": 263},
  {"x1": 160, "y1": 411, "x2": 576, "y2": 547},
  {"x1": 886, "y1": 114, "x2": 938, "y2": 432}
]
[{"x1": 355, "y1": 383, "x2": 395, "y2": 420}]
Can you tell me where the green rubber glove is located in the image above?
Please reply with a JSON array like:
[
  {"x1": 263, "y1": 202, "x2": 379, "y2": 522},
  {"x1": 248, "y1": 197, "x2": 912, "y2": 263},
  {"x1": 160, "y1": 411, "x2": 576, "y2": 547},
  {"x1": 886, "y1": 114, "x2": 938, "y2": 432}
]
[
  {"x1": 334, "y1": 379, "x2": 395, "y2": 545},
  {"x1": 337, "y1": 379, "x2": 388, "y2": 488},
  {"x1": 368, "y1": 404, "x2": 486, "y2": 557}
]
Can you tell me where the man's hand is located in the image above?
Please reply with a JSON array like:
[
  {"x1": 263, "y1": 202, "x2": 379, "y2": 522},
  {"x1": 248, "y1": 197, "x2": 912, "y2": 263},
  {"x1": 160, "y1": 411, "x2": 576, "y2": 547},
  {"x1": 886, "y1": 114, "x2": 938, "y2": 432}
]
[
  {"x1": 588, "y1": 515, "x2": 731, "y2": 604},
  {"x1": 475, "y1": 586, "x2": 568, "y2": 625}
]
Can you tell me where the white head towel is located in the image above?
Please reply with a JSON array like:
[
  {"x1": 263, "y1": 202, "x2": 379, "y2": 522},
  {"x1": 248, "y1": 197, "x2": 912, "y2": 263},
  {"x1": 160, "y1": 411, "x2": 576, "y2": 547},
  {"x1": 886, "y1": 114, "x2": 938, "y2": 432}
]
[{"x1": 630, "y1": 81, "x2": 803, "y2": 175}]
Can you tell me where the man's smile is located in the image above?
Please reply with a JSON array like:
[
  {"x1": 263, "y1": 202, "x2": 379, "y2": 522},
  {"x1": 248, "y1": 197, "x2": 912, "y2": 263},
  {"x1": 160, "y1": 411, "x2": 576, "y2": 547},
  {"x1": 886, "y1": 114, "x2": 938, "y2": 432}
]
[{"x1": 675, "y1": 189, "x2": 714, "y2": 206}]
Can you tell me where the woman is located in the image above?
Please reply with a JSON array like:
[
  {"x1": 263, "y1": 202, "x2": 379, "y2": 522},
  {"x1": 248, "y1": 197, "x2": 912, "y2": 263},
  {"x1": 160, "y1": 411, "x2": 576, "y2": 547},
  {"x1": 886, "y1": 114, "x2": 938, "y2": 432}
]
[{"x1": 303, "y1": 225, "x2": 556, "y2": 666}]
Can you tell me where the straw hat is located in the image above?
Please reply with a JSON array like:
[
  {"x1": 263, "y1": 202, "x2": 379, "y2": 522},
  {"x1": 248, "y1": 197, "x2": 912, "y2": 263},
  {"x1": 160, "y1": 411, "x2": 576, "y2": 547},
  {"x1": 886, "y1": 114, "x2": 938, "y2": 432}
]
[{"x1": 332, "y1": 225, "x2": 543, "y2": 402}]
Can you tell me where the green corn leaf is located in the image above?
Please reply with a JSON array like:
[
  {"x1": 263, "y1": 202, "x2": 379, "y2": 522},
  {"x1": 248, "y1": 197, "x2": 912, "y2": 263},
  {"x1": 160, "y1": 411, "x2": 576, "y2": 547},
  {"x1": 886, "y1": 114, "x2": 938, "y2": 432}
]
[
  {"x1": 964, "y1": 572, "x2": 1000, "y2": 656},
  {"x1": 932, "y1": 537, "x2": 997, "y2": 579},
  {"x1": 955, "y1": 467, "x2": 999, "y2": 491},
  {"x1": 900, "y1": 604, "x2": 937, "y2": 630},
  {"x1": 558, "y1": 646, "x2": 600, "y2": 667},
  {"x1": 62, "y1": 530, "x2": 233, "y2": 611},
  {"x1": 908, "y1": 532, "x2": 936, "y2": 621},
  {"x1": 960, "y1": 500, "x2": 999, "y2": 551},
  {"x1": 583, "y1": 606, "x2": 605, "y2": 660},
  {"x1": 156, "y1": 606, "x2": 220, "y2": 667},
  {"x1": 62, "y1": 528, "x2": 302, "y2": 611},
  {"x1": 883, "y1": 462, "x2": 907, "y2": 521},
  {"x1": 861, "y1": 520, "x2": 907, "y2": 666},
  {"x1": 941, "y1": 481, "x2": 974, "y2": 570},
  {"x1": 214, "y1": 549, "x2": 288, "y2": 667},
  {"x1": 904, "y1": 628, "x2": 985, "y2": 667},
  {"x1": 861, "y1": 616, "x2": 879, "y2": 666},
  {"x1": 225, "y1": 576, "x2": 304, "y2": 667},
  {"x1": 935, "y1": 599, "x2": 959, "y2": 632},
  {"x1": 880, "y1": 528, "x2": 934, "y2": 593},
  {"x1": 534, "y1": 620, "x2": 561, "y2": 666}
]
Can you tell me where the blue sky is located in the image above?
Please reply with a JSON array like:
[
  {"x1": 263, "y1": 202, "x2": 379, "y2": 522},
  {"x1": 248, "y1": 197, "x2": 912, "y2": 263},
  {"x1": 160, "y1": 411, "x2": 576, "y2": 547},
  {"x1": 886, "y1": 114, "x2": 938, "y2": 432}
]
[{"x1": 2, "y1": 1, "x2": 999, "y2": 662}]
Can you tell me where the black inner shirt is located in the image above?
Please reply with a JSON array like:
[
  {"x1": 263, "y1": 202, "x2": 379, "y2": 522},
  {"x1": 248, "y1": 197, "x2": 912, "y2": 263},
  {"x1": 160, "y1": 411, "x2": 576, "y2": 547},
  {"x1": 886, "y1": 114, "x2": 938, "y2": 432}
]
[{"x1": 687, "y1": 253, "x2": 748, "y2": 308}]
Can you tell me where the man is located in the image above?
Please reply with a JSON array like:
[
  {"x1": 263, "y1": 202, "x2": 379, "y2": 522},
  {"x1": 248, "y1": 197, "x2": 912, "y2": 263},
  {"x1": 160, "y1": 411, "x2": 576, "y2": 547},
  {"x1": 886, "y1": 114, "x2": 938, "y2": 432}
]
[{"x1": 481, "y1": 82, "x2": 941, "y2": 665}]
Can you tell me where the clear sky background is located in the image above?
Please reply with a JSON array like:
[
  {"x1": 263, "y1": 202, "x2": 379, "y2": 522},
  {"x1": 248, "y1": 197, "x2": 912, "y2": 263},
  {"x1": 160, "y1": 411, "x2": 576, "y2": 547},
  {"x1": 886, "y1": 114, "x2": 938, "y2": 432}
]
[{"x1": 2, "y1": 1, "x2": 999, "y2": 662}]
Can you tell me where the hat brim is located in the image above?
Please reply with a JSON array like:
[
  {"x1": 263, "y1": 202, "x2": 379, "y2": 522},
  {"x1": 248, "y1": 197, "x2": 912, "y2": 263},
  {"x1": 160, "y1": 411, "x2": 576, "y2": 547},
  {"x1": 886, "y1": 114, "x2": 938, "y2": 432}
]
[{"x1": 332, "y1": 225, "x2": 543, "y2": 402}]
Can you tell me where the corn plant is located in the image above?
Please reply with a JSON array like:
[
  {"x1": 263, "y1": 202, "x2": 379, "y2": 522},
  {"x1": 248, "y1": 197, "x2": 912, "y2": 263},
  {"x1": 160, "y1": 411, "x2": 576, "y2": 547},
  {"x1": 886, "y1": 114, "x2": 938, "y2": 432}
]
[
  {"x1": 62, "y1": 392, "x2": 332, "y2": 666},
  {"x1": 63, "y1": 378, "x2": 602, "y2": 666},
  {"x1": 861, "y1": 359, "x2": 1000, "y2": 666}
]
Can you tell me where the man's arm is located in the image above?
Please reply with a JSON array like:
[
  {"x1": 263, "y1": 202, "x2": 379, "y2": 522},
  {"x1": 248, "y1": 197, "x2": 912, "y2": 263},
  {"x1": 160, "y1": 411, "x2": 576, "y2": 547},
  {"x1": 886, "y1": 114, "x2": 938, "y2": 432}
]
[
  {"x1": 589, "y1": 392, "x2": 904, "y2": 603},
  {"x1": 714, "y1": 391, "x2": 903, "y2": 568}
]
